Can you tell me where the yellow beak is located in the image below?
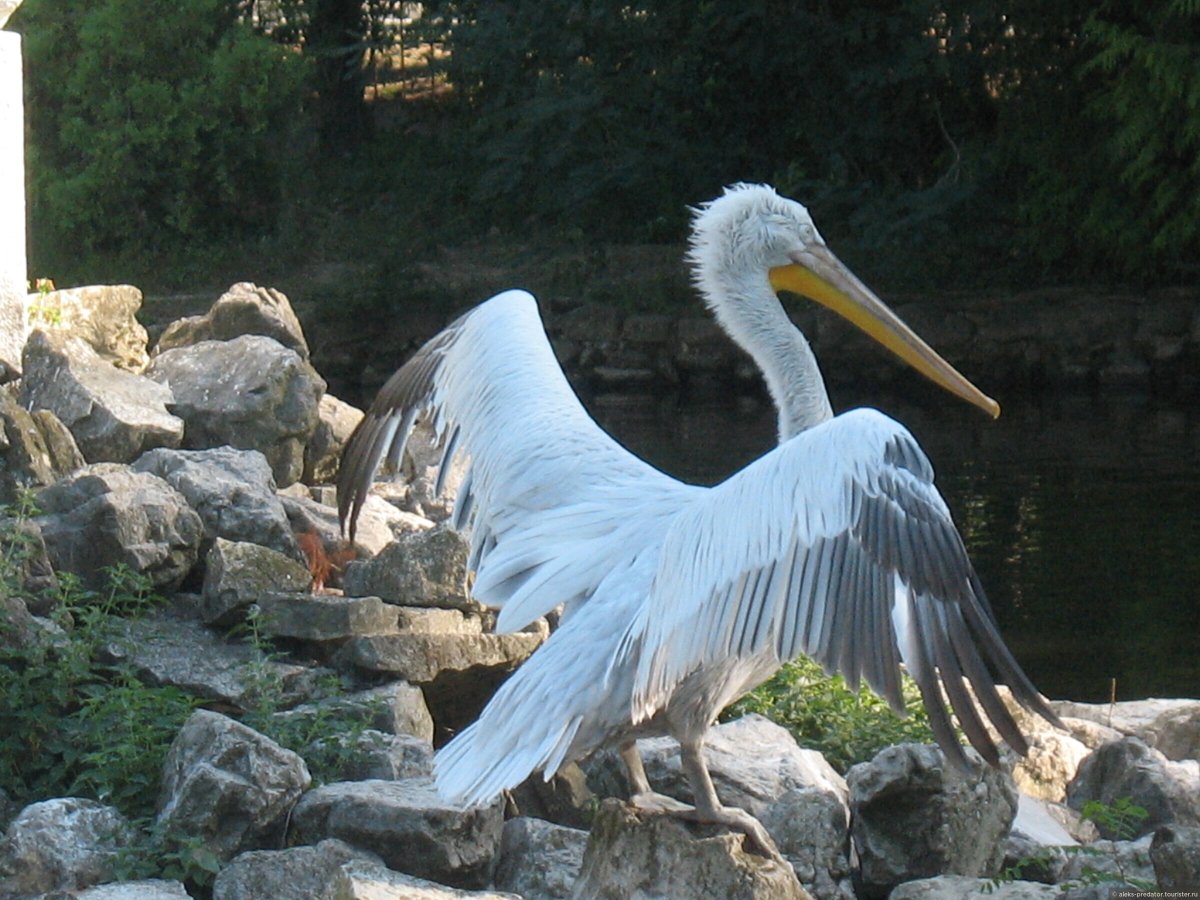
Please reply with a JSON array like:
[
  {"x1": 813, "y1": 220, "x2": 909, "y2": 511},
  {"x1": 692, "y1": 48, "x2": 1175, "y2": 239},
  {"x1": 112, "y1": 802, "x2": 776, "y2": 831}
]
[{"x1": 769, "y1": 245, "x2": 1000, "y2": 418}]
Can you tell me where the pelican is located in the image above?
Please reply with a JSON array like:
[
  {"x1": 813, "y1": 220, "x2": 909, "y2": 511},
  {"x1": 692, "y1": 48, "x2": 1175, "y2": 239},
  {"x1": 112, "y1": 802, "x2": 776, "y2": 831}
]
[{"x1": 338, "y1": 184, "x2": 1060, "y2": 853}]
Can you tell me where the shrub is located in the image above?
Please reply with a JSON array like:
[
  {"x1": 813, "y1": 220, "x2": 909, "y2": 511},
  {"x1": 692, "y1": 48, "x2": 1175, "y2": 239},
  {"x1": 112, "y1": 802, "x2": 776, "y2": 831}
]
[{"x1": 15, "y1": 0, "x2": 305, "y2": 281}]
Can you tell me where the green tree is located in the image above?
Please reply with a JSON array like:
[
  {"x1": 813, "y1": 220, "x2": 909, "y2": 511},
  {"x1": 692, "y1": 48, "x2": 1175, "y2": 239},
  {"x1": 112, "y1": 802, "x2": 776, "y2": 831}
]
[{"x1": 16, "y1": 0, "x2": 305, "y2": 280}]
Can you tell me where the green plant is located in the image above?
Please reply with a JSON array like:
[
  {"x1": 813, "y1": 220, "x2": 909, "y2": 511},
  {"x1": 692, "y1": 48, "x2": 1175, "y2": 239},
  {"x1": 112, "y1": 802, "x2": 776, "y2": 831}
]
[{"x1": 723, "y1": 655, "x2": 936, "y2": 772}]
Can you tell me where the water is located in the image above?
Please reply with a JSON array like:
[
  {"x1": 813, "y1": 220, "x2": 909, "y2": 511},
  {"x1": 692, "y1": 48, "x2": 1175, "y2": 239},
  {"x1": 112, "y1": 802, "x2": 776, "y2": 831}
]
[{"x1": 585, "y1": 387, "x2": 1200, "y2": 704}]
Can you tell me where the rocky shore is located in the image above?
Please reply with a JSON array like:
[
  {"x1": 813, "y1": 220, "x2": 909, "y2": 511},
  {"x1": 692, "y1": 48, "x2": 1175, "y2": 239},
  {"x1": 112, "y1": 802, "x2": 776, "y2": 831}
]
[{"x1": 1, "y1": 283, "x2": 1198, "y2": 899}]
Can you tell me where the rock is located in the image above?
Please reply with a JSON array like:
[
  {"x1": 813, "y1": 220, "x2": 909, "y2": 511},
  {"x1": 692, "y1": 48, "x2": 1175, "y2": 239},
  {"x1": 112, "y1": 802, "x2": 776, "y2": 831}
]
[
  {"x1": 0, "y1": 514, "x2": 59, "y2": 615},
  {"x1": 334, "y1": 630, "x2": 544, "y2": 683},
  {"x1": 1058, "y1": 834, "x2": 1156, "y2": 887},
  {"x1": 889, "y1": 875, "x2": 1058, "y2": 899},
  {"x1": 132, "y1": 446, "x2": 300, "y2": 561},
  {"x1": 846, "y1": 744, "x2": 1018, "y2": 899},
  {"x1": 273, "y1": 681, "x2": 435, "y2": 743},
  {"x1": 0, "y1": 589, "x2": 39, "y2": 650},
  {"x1": 211, "y1": 838, "x2": 381, "y2": 900},
  {"x1": 28, "y1": 284, "x2": 150, "y2": 371},
  {"x1": 508, "y1": 763, "x2": 595, "y2": 830},
  {"x1": 280, "y1": 490, "x2": 430, "y2": 569},
  {"x1": 1151, "y1": 825, "x2": 1200, "y2": 890},
  {"x1": 200, "y1": 538, "x2": 313, "y2": 625},
  {"x1": 760, "y1": 788, "x2": 853, "y2": 900},
  {"x1": 1066, "y1": 736, "x2": 1200, "y2": 837},
  {"x1": 74, "y1": 879, "x2": 192, "y2": 898},
  {"x1": 36, "y1": 463, "x2": 203, "y2": 590},
  {"x1": 156, "y1": 282, "x2": 309, "y2": 360},
  {"x1": 1006, "y1": 729, "x2": 1091, "y2": 803},
  {"x1": 304, "y1": 392, "x2": 363, "y2": 484},
  {"x1": 398, "y1": 420, "x2": 471, "y2": 521},
  {"x1": 104, "y1": 613, "x2": 327, "y2": 710},
  {"x1": 21, "y1": 330, "x2": 184, "y2": 463},
  {"x1": 493, "y1": 816, "x2": 587, "y2": 900},
  {"x1": 341, "y1": 525, "x2": 476, "y2": 609},
  {"x1": 289, "y1": 777, "x2": 504, "y2": 889},
  {"x1": 1052, "y1": 698, "x2": 1200, "y2": 761},
  {"x1": 305, "y1": 731, "x2": 435, "y2": 782},
  {"x1": 0, "y1": 390, "x2": 83, "y2": 502},
  {"x1": 330, "y1": 859, "x2": 521, "y2": 899},
  {"x1": 0, "y1": 797, "x2": 130, "y2": 897},
  {"x1": 572, "y1": 799, "x2": 810, "y2": 900},
  {"x1": 1058, "y1": 716, "x2": 1125, "y2": 751},
  {"x1": 256, "y1": 591, "x2": 399, "y2": 641},
  {"x1": 157, "y1": 710, "x2": 312, "y2": 862},
  {"x1": 146, "y1": 334, "x2": 324, "y2": 486}
]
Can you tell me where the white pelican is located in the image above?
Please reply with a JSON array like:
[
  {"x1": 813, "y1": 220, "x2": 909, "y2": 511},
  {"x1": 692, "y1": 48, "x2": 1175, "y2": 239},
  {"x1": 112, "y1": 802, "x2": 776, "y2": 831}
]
[{"x1": 338, "y1": 184, "x2": 1060, "y2": 853}]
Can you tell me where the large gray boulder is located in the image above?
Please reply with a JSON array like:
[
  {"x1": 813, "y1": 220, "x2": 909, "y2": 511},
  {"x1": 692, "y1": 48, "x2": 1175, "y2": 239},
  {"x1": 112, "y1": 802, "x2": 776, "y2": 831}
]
[
  {"x1": 28, "y1": 284, "x2": 150, "y2": 371},
  {"x1": 493, "y1": 816, "x2": 587, "y2": 900},
  {"x1": 155, "y1": 282, "x2": 309, "y2": 360},
  {"x1": 289, "y1": 777, "x2": 504, "y2": 889},
  {"x1": 341, "y1": 525, "x2": 476, "y2": 609},
  {"x1": 104, "y1": 613, "x2": 329, "y2": 710},
  {"x1": 572, "y1": 799, "x2": 810, "y2": 900},
  {"x1": 21, "y1": 330, "x2": 184, "y2": 463},
  {"x1": 0, "y1": 797, "x2": 130, "y2": 897},
  {"x1": 1052, "y1": 698, "x2": 1200, "y2": 761},
  {"x1": 332, "y1": 859, "x2": 520, "y2": 899},
  {"x1": 132, "y1": 446, "x2": 300, "y2": 561},
  {"x1": 272, "y1": 681, "x2": 435, "y2": 743},
  {"x1": 1151, "y1": 825, "x2": 1200, "y2": 890},
  {"x1": 303, "y1": 731, "x2": 435, "y2": 783},
  {"x1": 846, "y1": 744, "x2": 1018, "y2": 899},
  {"x1": 1066, "y1": 736, "x2": 1200, "y2": 837},
  {"x1": 146, "y1": 334, "x2": 324, "y2": 486},
  {"x1": 200, "y1": 538, "x2": 313, "y2": 625},
  {"x1": 889, "y1": 875, "x2": 1058, "y2": 899},
  {"x1": 157, "y1": 710, "x2": 312, "y2": 863},
  {"x1": 36, "y1": 463, "x2": 203, "y2": 590},
  {"x1": 211, "y1": 838, "x2": 381, "y2": 900},
  {"x1": 0, "y1": 389, "x2": 83, "y2": 503},
  {"x1": 280, "y1": 489, "x2": 430, "y2": 565},
  {"x1": 1057, "y1": 834, "x2": 1156, "y2": 887},
  {"x1": 74, "y1": 880, "x2": 192, "y2": 899},
  {"x1": 255, "y1": 591, "x2": 399, "y2": 642}
]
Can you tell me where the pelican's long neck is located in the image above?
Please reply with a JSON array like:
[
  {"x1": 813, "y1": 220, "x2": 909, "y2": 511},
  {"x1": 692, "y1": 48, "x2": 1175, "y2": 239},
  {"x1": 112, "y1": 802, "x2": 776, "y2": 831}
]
[{"x1": 701, "y1": 269, "x2": 833, "y2": 442}]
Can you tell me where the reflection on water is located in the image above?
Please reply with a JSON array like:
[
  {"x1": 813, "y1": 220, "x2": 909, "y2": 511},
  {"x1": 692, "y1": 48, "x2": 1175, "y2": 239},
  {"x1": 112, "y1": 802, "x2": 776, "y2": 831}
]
[{"x1": 587, "y1": 387, "x2": 1200, "y2": 703}]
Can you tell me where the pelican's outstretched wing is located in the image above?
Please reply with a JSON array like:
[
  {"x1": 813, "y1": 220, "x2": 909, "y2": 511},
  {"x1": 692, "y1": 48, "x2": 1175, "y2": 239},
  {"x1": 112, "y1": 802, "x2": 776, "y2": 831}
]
[
  {"x1": 626, "y1": 407, "x2": 1060, "y2": 767},
  {"x1": 338, "y1": 290, "x2": 695, "y2": 631}
]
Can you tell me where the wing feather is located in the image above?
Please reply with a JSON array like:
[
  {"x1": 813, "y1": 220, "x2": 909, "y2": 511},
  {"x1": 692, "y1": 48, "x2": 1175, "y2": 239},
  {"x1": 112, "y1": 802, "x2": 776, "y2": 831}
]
[
  {"x1": 627, "y1": 407, "x2": 1061, "y2": 765},
  {"x1": 338, "y1": 291, "x2": 697, "y2": 631}
]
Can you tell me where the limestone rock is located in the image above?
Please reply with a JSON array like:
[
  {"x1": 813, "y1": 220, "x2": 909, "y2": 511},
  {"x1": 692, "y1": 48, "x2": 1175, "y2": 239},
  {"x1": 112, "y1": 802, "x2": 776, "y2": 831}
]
[
  {"x1": 273, "y1": 681, "x2": 435, "y2": 743},
  {"x1": 36, "y1": 463, "x2": 203, "y2": 590},
  {"x1": 104, "y1": 613, "x2": 327, "y2": 710},
  {"x1": 200, "y1": 538, "x2": 312, "y2": 625},
  {"x1": 305, "y1": 731, "x2": 435, "y2": 782},
  {"x1": 256, "y1": 591, "x2": 399, "y2": 641},
  {"x1": 75, "y1": 879, "x2": 192, "y2": 898},
  {"x1": 1006, "y1": 729, "x2": 1091, "y2": 803},
  {"x1": 341, "y1": 525, "x2": 475, "y2": 609},
  {"x1": 1151, "y1": 825, "x2": 1200, "y2": 890},
  {"x1": 334, "y1": 630, "x2": 543, "y2": 683},
  {"x1": 146, "y1": 334, "x2": 324, "y2": 486},
  {"x1": 846, "y1": 743, "x2": 1018, "y2": 899},
  {"x1": 289, "y1": 777, "x2": 504, "y2": 889},
  {"x1": 760, "y1": 788, "x2": 853, "y2": 900},
  {"x1": 1052, "y1": 698, "x2": 1200, "y2": 761},
  {"x1": 889, "y1": 875, "x2": 1058, "y2": 899},
  {"x1": 281, "y1": 490, "x2": 430, "y2": 579},
  {"x1": 1057, "y1": 834, "x2": 1156, "y2": 887},
  {"x1": 0, "y1": 389, "x2": 82, "y2": 502},
  {"x1": 508, "y1": 763, "x2": 595, "y2": 830},
  {"x1": 21, "y1": 330, "x2": 183, "y2": 463},
  {"x1": 1066, "y1": 736, "x2": 1200, "y2": 837},
  {"x1": 572, "y1": 799, "x2": 810, "y2": 900},
  {"x1": 331, "y1": 859, "x2": 521, "y2": 899},
  {"x1": 156, "y1": 282, "x2": 309, "y2": 360},
  {"x1": 211, "y1": 838, "x2": 381, "y2": 900},
  {"x1": 493, "y1": 816, "x2": 587, "y2": 900},
  {"x1": 157, "y1": 710, "x2": 312, "y2": 862},
  {"x1": 304, "y1": 392, "x2": 363, "y2": 484},
  {"x1": 0, "y1": 514, "x2": 59, "y2": 616},
  {"x1": 398, "y1": 420, "x2": 471, "y2": 522},
  {"x1": 0, "y1": 797, "x2": 130, "y2": 897},
  {"x1": 28, "y1": 284, "x2": 150, "y2": 371},
  {"x1": 132, "y1": 446, "x2": 300, "y2": 561}
]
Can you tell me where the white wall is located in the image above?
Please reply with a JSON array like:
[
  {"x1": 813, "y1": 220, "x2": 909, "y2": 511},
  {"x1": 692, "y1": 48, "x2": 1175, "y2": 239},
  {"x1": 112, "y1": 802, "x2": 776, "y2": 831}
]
[{"x1": 0, "y1": 28, "x2": 27, "y2": 380}]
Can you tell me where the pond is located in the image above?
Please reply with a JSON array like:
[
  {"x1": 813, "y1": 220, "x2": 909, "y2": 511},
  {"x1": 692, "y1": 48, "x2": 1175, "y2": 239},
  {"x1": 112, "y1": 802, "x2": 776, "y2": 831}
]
[{"x1": 584, "y1": 385, "x2": 1200, "y2": 705}]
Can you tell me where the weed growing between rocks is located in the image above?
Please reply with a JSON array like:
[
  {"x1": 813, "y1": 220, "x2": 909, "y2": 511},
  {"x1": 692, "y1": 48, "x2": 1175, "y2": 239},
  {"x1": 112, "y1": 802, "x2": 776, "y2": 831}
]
[{"x1": 724, "y1": 655, "x2": 938, "y2": 772}]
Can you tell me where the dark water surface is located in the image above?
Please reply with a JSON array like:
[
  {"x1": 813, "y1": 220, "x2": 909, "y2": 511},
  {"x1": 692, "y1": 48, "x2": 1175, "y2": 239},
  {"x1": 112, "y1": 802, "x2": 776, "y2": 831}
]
[{"x1": 585, "y1": 387, "x2": 1200, "y2": 704}]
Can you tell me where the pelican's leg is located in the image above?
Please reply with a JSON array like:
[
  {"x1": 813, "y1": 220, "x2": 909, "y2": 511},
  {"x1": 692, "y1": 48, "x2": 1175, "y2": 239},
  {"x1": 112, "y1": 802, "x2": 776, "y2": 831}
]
[
  {"x1": 676, "y1": 737, "x2": 784, "y2": 861},
  {"x1": 620, "y1": 741, "x2": 690, "y2": 813}
]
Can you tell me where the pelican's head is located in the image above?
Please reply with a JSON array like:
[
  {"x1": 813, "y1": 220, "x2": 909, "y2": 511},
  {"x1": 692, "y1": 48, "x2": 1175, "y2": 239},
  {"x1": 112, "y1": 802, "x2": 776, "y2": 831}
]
[{"x1": 688, "y1": 183, "x2": 999, "y2": 419}]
